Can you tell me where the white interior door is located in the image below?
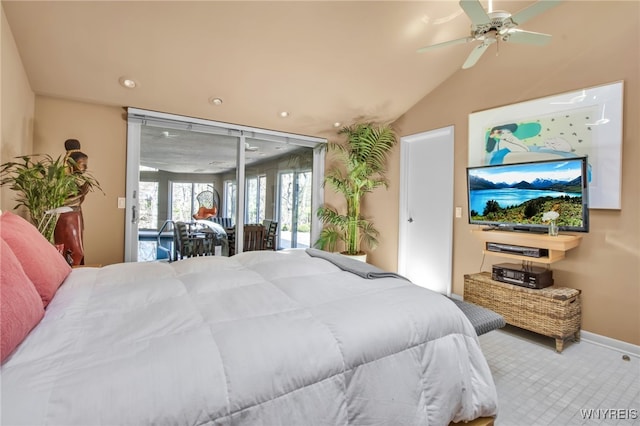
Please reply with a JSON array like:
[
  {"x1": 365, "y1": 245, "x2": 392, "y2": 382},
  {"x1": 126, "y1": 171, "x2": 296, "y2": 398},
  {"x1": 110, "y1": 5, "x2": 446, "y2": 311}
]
[{"x1": 398, "y1": 126, "x2": 454, "y2": 295}]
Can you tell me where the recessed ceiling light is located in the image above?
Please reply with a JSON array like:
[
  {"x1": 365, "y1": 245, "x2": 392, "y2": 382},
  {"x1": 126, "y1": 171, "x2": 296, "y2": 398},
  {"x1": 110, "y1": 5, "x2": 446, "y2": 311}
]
[
  {"x1": 209, "y1": 97, "x2": 223, "y2": 105},
  {"x1": 333, "y1": 122, "x2": 342, "y2": 128},
  {"x1": 118, "y1": 76, "x2": 137, "y2": 89},
  {"x1": 279, "y1": 111, "x2": 290, "y2": 118}
]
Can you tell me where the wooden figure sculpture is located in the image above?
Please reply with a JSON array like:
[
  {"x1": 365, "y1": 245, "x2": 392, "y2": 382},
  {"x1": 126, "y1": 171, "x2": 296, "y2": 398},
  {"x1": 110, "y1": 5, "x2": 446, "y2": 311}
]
[{"x1": 54, "y1": 139, "x2": 91, "y2": 266}]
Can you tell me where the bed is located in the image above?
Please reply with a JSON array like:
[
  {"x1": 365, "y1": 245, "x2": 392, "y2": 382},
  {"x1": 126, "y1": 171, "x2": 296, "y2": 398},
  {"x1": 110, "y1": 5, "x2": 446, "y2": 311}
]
[{"x1": 1, "y1": 212, "x2": 498, "y2": 426}]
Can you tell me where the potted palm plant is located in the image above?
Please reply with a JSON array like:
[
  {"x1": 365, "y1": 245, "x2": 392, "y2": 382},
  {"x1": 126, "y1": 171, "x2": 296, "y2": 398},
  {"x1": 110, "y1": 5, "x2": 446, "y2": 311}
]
[
  {"x1": 315, "y1": 122, "x2": 398, "y2": 261},
  {"x1": 0, "y1": 154, "x2": 101, "y2": 243}
]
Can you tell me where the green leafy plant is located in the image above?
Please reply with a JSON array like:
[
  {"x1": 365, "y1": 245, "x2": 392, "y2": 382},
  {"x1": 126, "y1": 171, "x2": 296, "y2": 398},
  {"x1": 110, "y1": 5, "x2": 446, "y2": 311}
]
[
  {"x1": 1, "y1": 154, "x2": 102, "y2": 242},
  {"x1": 315, "y1": 122, "x2": 398, "y2": 255}
]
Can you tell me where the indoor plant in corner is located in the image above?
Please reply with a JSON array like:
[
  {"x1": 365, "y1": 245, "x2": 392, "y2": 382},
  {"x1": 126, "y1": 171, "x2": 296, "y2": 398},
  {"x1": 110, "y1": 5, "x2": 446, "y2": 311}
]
[
  {"x1": 315, "y1": 122, "x2": 398, "y2": 262},
  {"x1": 0, "y1": 154, "x2": 101, "y2": 244}
]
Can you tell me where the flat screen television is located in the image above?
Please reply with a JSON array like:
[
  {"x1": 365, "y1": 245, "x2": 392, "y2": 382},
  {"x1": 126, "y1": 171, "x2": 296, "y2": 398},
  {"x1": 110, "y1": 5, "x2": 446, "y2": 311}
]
[{"x1": 466, "y1": 157, "x2": 589, "y2": 233}]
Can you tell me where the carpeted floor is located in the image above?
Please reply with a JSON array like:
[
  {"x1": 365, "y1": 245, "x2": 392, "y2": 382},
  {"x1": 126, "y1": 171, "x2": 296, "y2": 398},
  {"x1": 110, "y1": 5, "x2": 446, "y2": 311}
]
[{"x1": 479, "y1": 326, "x2": 640, "y2": 426}]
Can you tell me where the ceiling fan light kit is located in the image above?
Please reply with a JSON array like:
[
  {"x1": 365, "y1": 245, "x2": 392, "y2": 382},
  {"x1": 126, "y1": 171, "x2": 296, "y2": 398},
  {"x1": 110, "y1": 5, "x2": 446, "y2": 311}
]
[{"x1": 417, "y1": 0, "x2": 561, "y2": 69}]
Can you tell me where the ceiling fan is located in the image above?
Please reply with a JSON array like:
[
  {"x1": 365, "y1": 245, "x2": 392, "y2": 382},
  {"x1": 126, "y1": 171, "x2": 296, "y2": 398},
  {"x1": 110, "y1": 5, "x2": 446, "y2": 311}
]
[
  {"x1": 161, "y1": 130, "x2": 179, "y2": 139},
  {"x1": 417, "y1": 0, "x2": 561, "y2": 69},
  {"x1": 244, "y1": 142, "x2": 259, "y2": 152}
]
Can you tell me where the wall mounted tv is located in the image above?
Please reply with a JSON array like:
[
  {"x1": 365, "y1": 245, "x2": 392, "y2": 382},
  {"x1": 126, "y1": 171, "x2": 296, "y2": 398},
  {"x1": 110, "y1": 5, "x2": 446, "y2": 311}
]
[{"x1": 466, "y1": 157, "x2": 589, "y2": 233}]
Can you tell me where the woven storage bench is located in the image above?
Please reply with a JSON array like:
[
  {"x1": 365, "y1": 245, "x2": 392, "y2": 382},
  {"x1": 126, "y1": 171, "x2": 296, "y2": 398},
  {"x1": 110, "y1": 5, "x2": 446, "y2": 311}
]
[{"x1": 464, "y1": 272, "x2": 581, "y2": 352}]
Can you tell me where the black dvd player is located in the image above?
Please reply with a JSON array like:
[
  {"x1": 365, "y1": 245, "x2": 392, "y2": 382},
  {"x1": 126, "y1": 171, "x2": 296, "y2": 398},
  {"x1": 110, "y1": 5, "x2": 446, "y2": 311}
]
[
  {"x1": 492, "y1": 263, "x2": 554, "y2": 289},
  {"x1": 486, "y1": 242, "x2": 548, "y2": 258}
]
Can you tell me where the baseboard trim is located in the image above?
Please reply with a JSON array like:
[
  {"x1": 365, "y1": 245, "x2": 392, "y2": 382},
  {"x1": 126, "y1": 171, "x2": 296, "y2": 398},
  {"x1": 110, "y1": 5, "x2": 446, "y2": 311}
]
[{"x1": 580, "y1": 331, "x2": 640, "y2": 358}]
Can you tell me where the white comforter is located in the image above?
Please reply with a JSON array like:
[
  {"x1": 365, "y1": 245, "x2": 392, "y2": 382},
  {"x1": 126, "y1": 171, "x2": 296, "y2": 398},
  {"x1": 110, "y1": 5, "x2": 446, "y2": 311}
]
[{"x1": 2, "y1": 250, "x2": 497, "y2": 425}]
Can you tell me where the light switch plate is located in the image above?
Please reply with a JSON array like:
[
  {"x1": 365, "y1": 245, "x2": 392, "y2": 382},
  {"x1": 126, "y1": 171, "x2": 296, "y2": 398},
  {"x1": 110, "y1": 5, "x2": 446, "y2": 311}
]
[
  {"x1": 117, "y1": 197, "x2": 126, "y2": 209},
  {"x1": 455, "y1": 207, "x2": 462, "y2": 218}
]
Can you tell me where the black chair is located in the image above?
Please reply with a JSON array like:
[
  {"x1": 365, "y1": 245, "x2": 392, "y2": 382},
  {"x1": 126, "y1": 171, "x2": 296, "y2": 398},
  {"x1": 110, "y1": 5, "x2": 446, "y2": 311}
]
[
  {"x1": 263, "y1": 219, "x2": 278, "y2": 250},
  {"x1": 174, "y1": 221, "x2": 207, "y2": 259},
  {"x1": 210, "y1": 217, "x2": 234, "y2": 229},
  {"x1": 194, "y1": 220, "x2": 229, "y2": 257}
]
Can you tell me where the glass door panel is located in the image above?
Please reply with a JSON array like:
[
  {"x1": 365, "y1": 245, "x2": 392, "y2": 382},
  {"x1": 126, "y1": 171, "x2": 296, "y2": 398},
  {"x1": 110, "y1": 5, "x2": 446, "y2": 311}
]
[
  {"x1": 136, "y1": 122, "x2": 238, "y2": 261},
  {"x1": 277, "y1": 159, "x2": 313, "y2": 249}
]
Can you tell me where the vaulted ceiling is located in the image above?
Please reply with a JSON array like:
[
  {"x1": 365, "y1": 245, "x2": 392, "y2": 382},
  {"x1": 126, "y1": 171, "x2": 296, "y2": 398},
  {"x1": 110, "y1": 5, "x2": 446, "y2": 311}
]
[{"x1": 2, "y1": 0, "x2": 548, "y2": 142}]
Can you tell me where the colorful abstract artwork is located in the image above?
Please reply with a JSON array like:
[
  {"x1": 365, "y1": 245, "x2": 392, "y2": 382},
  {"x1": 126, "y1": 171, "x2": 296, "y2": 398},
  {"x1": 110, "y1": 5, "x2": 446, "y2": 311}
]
[{"x1": 468, "y1": 82, "x2": 623, "y2": 209}]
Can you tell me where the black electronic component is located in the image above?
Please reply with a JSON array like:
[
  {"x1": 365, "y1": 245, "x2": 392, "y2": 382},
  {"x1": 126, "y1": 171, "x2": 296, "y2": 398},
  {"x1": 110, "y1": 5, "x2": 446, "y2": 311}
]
[{"x1": 492, "y1": 263, "x2": 554, "y2": 289}]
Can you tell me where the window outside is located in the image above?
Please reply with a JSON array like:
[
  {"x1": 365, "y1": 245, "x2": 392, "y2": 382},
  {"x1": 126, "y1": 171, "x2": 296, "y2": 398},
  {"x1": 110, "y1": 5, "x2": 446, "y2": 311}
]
[
  {"x1": 171, "y1": 182, "x2": 212, "y2": 222},
  {"x1": 246, "y1": 175, "x2": 266, "y2": 224},
  {"x1": 138, "y1": 181, "x2": 159, "y2": 230},
  {"x1": 279, "y1": 170, "x2": 312, "y2": 249},
  {"x1": 224, "y1": 180, "x2": 236, "y2": 220}
]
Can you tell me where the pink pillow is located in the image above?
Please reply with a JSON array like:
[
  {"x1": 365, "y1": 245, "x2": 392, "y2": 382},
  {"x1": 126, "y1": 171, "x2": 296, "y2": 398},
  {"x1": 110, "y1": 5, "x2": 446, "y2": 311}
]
[
  {"x1": 0, "y1": 211, "x2": 71, "y2": 306},
  {"x1": 1, "y1": 239, "x2": 45, "y2": 363}
]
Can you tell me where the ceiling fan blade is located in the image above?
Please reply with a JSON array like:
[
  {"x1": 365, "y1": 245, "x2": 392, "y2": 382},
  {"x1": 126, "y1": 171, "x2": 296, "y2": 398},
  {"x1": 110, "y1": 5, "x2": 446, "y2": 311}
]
[
  {"x1": 504, "y1": 29, "x2": 553, "y2": 45},
  {"x1": 416, "y1": 37, "x2": 472, "y2": 53},
  {"x1": 462, "y1": 41, "x2": 492, "y2": 69},
  {"x1": 511, "y1": 0, "x2": 562, "y2": 25},
  {"x1": 459, "y1": 0, "x2": 491, "y2": 26}
]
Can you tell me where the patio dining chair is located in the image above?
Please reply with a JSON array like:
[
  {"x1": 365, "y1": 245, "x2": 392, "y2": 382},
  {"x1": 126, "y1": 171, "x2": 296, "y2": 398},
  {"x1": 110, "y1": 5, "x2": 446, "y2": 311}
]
[
  {"x1": 174, "y1": 221, "x2": 207, "y2": 259},
  {"x1": 228, "y1": 224, "x2": 266, "y2": 255},
  {"x1": 263, "y1": 219, "x2": 278, "y2": 250}
]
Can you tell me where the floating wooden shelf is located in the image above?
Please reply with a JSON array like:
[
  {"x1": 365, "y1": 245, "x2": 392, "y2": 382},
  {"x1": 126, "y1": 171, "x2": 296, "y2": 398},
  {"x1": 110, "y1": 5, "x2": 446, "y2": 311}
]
[{"x1": 471, "y1": 229, "x2": 582, "y2": 264}]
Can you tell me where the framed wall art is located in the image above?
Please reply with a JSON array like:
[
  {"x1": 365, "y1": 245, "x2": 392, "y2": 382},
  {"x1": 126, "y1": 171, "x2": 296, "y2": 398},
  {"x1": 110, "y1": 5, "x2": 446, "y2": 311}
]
[{"x1": 468, "y1": 81, "x2": 624, "y2": 209}]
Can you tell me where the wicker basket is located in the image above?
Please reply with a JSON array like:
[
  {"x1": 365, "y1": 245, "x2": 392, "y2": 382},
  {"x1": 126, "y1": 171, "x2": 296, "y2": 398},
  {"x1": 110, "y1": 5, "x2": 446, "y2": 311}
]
[{"x1": 464, "y1": 272, "x2": 581, "y2": 352}]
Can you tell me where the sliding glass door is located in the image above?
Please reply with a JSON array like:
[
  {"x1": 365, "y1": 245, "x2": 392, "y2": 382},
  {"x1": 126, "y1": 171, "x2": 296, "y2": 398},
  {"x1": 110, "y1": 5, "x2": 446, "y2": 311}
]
[{"x1": 125, "y1": 108, "x2": 325, "y2": 261}]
